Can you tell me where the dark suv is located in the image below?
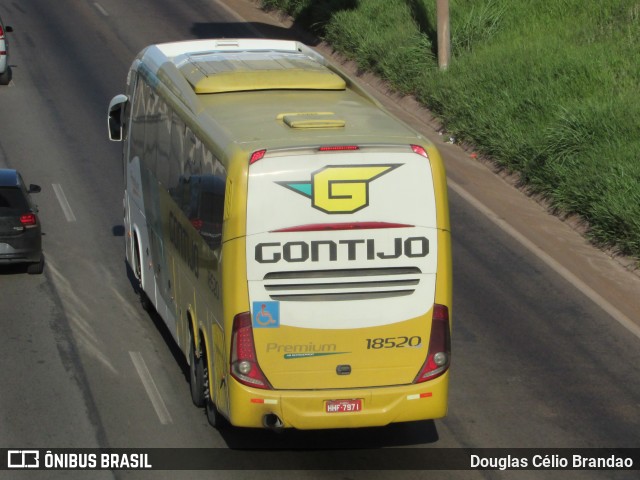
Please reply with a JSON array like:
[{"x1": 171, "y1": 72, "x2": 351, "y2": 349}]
[{"x1": 0, "y1": 169, "x2": 44, "y2": 274}]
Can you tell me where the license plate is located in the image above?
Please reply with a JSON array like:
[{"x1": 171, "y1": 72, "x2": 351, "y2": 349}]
[{"x1": 325, "y1": 399, "x2": 362, "y2": 413}]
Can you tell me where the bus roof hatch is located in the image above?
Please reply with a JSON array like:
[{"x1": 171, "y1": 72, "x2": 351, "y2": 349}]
[{"x1": 279, "y1": 112, "x2": 346, "y2": 129}]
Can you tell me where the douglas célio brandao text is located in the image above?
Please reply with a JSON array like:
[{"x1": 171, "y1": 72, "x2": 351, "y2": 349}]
[{"x1": 470, "y1": 453, "x2": 634, "y2": 470}]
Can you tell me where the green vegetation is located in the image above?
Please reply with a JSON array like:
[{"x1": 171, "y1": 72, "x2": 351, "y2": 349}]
[{"x1": 261, "y1": 0, "x2": 640, "y2": 262}]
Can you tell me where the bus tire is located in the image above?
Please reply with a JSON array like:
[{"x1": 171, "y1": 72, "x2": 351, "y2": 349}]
[
  {"x1": 202, "y1": 346, "x2": 226, "y2": 429},
  {"x1": 206, "y1": 396, "x2": 225, "y2": 429},
  {"x1": 139, "y1": 288, "x2": 152, "y2": 311},
  {"x1": 189, "y1": 330, "x2": 206, "y2": 407},
  {"x1": 133, "y1": 237, "x2": 152, "y2": 311}
]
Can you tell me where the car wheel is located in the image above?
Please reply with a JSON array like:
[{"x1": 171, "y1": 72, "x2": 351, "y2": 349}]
[
  {"x1": 27, "y1": 255, "x2": 45, "y2": 275},
  {"x1": 189, "y1": 330, "x2": 206, "y2": 407},
  {"x1": 0, "y1": 67, "x2": 12, "y2": 85}
]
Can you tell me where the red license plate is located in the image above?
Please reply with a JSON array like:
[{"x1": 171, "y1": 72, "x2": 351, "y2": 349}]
[{"x1": 325, "y1": 399, "x2": 362, "y2": 413}]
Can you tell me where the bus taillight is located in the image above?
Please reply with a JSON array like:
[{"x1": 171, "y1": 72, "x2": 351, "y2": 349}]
[
  {"x1": 249, "y1": 149, "x2": 267, "y2": 164},
  {"x1": 230, "y1": 312, "x2": 272, "y2": 389},
  {"x1": 411, "y1": 144, "x2": 430, "y2": 159},
  {"x1": 414, "y1": 304, "x2": 451, "y2": 383}
]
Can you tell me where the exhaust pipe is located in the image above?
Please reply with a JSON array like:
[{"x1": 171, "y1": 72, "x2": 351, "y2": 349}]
[{"x1": 263, "y1": 413, "x2": 284, "y2": 432}]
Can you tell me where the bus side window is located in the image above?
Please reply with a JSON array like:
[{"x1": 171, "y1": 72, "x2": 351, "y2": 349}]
[
  {"x1": 193, "y1": 177, "x2": 225, "y2": 250},
  {"x1": 188, "y1": 148, "x2": 225, "y2": 250},
  {"x1": 156, "y1": 99, "x2": 172, "y2": 187},
  {"x1": 177, "y1": 127, "x2": 196, "y2": 220},
  {"x1": 167, "y1": 112, "x2": 185, "y2": 206},
  {"x1": 144, "y1": 89, "x2": 159, "y2": 175},
  {"x1": 183, "y1": 127, "x2": 198, "y2": 178},
  {"x1": 130, "y1": 78, "x2": 146, "y2": 163}
]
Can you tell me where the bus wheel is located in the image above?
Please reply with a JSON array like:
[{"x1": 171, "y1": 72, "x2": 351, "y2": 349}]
[
  {"x1": 133, "y1": 239, "x2": 152, "y2": 311},
  {"x1": 189, "y1": 330, "x2": 206, "y2": 407},
  {"x1": 206, "y1": 392, "x2": 225, "y2": 429},
  {"x1": 202, "y1": 348, "x2": 225, "y2": 429}
]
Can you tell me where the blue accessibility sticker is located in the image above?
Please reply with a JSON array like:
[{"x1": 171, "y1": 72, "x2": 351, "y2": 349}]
[{"x1": 252, "y1": 301, "x2": 280, "y2": 328}]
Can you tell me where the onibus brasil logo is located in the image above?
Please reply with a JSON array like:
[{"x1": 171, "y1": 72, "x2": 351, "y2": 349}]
[{"x1": 278, "y1": 164, "x2": 400, "y2": 214}]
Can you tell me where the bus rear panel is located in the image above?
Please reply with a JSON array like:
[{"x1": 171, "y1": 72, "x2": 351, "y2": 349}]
[{"x1": 229, "y1": 144, "x2": 451, "y2": 429}]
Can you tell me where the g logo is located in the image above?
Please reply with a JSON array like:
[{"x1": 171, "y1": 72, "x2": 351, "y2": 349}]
[{"x1": 279, "y1": 164, "x2": 400, "y2": 214}]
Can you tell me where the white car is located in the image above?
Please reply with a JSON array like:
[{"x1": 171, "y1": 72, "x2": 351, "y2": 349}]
[{"x1": 0, "y1": 15, "x2": 13, "y2": 85}]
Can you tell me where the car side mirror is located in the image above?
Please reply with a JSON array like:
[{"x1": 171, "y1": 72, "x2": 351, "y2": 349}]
[
  {"x1": 5, "y1": 26, "x2": 13, "y2": 33},
  {"x1": 29, "y1": 184, "x2": 41, "y2": 194}
]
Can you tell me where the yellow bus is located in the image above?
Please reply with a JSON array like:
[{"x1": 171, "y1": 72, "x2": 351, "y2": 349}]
[{"x1": 107, "y1": 38, "x2": 452, "y2": 430}]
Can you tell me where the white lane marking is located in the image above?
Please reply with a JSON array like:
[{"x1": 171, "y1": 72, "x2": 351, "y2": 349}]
[
  {"x1": 93, "y1": 2, "x2": 109, "y2": 16},
  {"x1": 129, "y1": 351, "x2": 173, "y2": 425},
  {"x1": 448, "y1": 179, "x2": 640, "y2": 341},
  {"x1": 52, "y1": 184, "x2": 77, "y2": 222}
]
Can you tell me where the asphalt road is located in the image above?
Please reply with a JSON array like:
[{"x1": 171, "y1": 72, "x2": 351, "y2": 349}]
[{"x1": 0, "y1": 1, "x2": 638, "y2": 479}]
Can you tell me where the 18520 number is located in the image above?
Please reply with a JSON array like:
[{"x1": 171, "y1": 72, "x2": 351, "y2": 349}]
[{"x1": 365, "y1": 336, "x2": 422, "y2": 349}]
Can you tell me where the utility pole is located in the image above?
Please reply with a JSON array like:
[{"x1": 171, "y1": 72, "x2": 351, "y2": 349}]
[{"x1": 436, "y1": 0, "x2": 451, "y2": 70}]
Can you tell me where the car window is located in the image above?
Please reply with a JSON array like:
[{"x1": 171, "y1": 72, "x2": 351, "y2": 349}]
[{"x1": 0, "y1": 187, "x2": 28, "y2": 211}]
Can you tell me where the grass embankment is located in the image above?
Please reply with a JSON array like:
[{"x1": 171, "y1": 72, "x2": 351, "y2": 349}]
[{"x1": 261, "y1": 0, "x2": 640, "y2": 263}]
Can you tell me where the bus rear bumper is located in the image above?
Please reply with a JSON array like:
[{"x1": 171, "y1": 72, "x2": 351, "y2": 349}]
[{"x1": 226, "y1": 373, "x2": 449, "y2": 430}]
